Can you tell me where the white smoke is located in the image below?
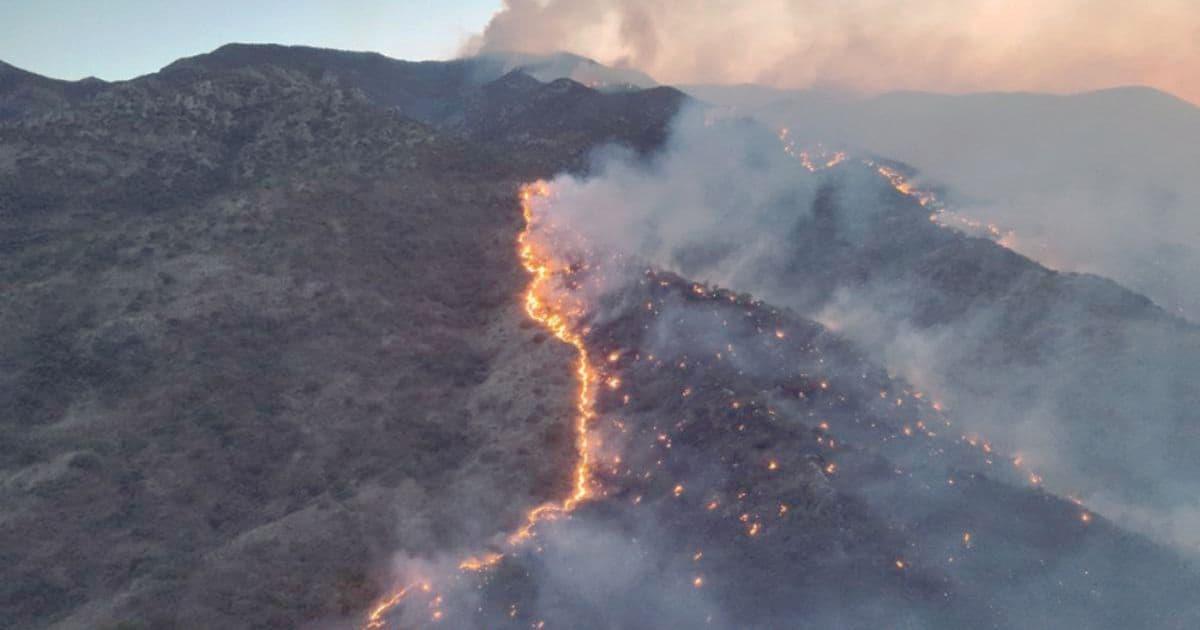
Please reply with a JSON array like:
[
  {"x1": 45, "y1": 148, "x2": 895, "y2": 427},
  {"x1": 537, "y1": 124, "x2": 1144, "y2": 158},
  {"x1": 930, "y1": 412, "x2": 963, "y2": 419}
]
[
  {"x1": 466, "y1": 0, "x2": 1200, "y2": 105},
  {"x1": 529, "y1": 102, "x2": 1200, "y2": 555}
]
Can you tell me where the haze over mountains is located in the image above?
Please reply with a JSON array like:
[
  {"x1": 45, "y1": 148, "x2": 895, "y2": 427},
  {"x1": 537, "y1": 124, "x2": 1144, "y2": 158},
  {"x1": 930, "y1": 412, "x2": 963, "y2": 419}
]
[
  {"x1": 1, "y1": 44, "x2": 1197, "y2": 630},
  {"x1": 465, "y1": 0, "x2": 1200, "y2": 105},
  {"x1": 686, "y1": 83, "x2": 1200, "y2": 320}
]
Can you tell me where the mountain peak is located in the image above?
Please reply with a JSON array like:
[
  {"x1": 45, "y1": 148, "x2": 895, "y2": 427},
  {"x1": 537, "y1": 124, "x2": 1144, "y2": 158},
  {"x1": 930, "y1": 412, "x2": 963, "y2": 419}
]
[
  {"x1": 484, "y1": 69, "x2": 545, "y2": 95},
  {"x1": 472, "y1": 50, "x2": 657, "y2": 92}
]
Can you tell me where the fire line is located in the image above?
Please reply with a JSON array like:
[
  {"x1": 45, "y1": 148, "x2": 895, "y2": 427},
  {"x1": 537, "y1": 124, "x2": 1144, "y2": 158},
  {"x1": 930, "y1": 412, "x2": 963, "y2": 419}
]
[{"x1": 363, "y1": 182, "x2": 597, "y2": 628}]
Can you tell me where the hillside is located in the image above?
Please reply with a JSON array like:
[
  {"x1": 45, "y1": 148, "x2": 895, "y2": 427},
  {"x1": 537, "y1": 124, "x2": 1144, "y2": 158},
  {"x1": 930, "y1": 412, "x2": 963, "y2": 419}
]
[
  {"x1": 0, "y1": 45, "x2": 682, "y2": 628},
  {"x1": 0, "y1": 60, "x2": 107, "y2": 120}
]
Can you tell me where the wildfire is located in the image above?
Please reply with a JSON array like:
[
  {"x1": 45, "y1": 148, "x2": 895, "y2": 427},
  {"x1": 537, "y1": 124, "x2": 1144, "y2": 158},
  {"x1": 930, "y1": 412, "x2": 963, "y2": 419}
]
[
  {"x1": 365, "y1": 585, "x2": 413, "y2": 630},
  {"x1": 362, "y1": 182, "x2": 600, "y2": 628},
  {"x1": 363, "y1": 176, "x2": 1069, "y2": 627},
  {"x1": 507, "y1": 181, "x2": 599, "y2": 538}
]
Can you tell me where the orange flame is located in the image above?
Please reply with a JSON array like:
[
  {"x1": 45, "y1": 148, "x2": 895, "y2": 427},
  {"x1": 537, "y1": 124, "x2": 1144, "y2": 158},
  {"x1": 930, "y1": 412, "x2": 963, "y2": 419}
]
[
  {"x1": 507, "y1": 181, "x2": 598, "y2": 544},
  {"x1": 363, "y1": 182, "x2": 599, "y2": 628}
]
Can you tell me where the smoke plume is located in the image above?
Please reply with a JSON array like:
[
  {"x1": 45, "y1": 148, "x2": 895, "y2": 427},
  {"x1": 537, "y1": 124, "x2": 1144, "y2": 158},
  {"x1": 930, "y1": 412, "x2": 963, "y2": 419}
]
[{"x1": 466, "y1": 0, "x2": 1200, "y2": 105}]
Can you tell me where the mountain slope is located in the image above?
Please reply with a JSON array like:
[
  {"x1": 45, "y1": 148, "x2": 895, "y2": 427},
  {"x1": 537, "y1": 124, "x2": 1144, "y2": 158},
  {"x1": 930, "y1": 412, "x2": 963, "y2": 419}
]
[{"x1": 0, "y1": 47, "x2": 682, "y2": 629}]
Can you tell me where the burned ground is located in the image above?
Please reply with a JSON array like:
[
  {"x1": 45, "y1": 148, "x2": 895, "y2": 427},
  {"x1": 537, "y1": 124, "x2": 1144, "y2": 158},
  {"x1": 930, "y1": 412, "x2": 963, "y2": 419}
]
[{"x1": 367, "y1": 270, "x2": 1200, "y2": 629}]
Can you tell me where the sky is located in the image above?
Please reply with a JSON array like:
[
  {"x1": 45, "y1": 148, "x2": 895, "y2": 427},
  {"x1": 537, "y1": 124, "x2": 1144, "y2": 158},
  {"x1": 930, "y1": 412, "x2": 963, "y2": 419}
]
[
  {"x1": 0, "y1": 0, "x2": 501, "y2": 80},
  {"x1": 1, "y1": 0, "x2": 1196, "y2": 104}
]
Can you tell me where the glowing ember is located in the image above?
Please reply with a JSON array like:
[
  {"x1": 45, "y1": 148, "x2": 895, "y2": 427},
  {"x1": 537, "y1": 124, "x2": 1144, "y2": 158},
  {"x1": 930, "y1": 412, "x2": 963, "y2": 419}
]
[
  {"x1": 364, "y1": 585, "x2": 413, "y2": 630},
  {"x1": 459, "y1": 552, "x2": 504, "y2": 571}
]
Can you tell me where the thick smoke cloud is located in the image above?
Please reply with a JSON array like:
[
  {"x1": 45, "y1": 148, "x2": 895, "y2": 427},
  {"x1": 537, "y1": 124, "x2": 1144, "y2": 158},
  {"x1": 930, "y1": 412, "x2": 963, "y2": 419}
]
[
  {"x1": 536, "y1": 104, "x2": 1200, "y2": 554},
  {"x1": 536, "y1": 114, "x2": 819, "y2": 293},
  {"x1": 466, "y1": 0, "x2": 1200, "y2": 105}
]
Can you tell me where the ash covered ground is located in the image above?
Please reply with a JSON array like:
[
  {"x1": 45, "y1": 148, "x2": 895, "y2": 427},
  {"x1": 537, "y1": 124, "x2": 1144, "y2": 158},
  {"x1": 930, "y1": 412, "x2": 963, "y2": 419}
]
[{"x1": 369, "y1": 267, "x2": 1200, "y2": 630}]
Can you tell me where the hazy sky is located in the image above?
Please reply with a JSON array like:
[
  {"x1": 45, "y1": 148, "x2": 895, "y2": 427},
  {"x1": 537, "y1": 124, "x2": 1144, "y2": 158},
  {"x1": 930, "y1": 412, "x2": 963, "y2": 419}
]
[
  {"x1": 471, "y1": 0, "x2": 1200, "y2": 104},
  {"x1": 0, "y1": 0, "x2": 500, "y2": 80},
  {"x1": 2, "y1": 0, "x2": 1196, "y2": 104}
]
